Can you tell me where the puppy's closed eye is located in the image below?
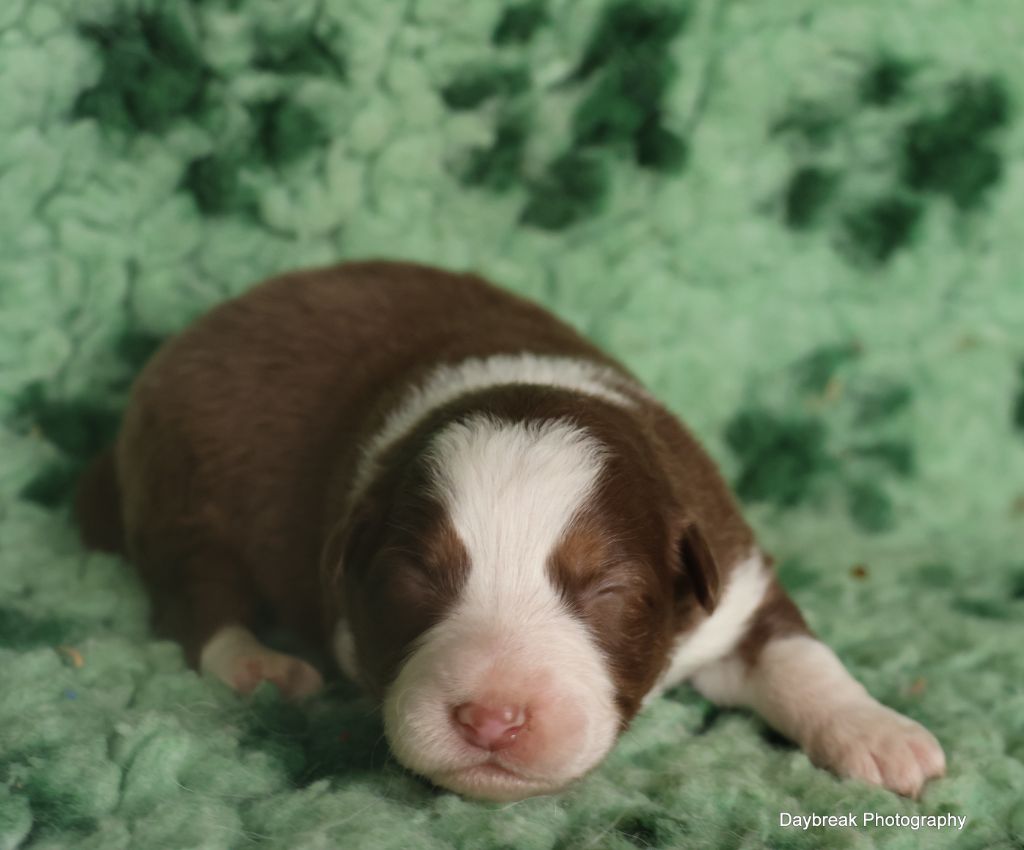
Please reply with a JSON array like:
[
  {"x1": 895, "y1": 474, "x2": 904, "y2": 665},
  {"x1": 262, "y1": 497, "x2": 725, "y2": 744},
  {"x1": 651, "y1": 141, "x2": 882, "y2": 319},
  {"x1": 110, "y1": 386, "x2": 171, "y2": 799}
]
[
  {"x1": 594, "y1": 583, "x2": 630, "y2": 598},
  {"x1": 366, "y1": 555, "x2": 434, "y2": 607},
  {"x1": 581, "y1": 574, "x2": 656, "y2": 616}
]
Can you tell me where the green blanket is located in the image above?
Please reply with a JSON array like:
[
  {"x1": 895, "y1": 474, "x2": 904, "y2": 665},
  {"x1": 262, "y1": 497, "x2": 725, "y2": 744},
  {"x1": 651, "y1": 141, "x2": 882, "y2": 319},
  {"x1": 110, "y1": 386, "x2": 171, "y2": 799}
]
[{"x1": 2, "y1": 1, "x2": 1022, "y2": 847}]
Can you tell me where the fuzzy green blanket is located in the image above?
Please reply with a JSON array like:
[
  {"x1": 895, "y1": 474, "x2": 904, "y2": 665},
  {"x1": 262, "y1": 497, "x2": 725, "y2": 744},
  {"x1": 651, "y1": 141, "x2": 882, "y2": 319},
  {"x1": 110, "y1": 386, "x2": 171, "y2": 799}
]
[{"x1": 1, "y1": 1, "x2": 1022, "y2": 848}]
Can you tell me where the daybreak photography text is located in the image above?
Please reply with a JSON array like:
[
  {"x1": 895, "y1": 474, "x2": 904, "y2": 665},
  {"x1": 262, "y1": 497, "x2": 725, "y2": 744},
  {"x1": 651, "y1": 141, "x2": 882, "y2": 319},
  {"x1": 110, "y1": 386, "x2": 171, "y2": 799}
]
[{"x1": 779, "y1": 812, "x2": 967, "y2": 831}]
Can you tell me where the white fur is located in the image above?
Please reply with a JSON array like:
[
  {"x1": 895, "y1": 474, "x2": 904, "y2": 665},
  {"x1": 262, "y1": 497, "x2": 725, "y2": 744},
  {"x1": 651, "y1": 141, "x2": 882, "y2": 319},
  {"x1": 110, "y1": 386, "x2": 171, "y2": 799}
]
[
  {"x1": 661, "y1": 553, "x2": 946, "y2": 798},
  {"x1": 381, "y1": 415, "x2": 621, "y2": 799},
  {"x1": 649, "y1": 550, "x2": 771, "y2": 701},
  {"x1": 200, "y1": 625, "x2": 323, "y2": 699},
  {"x1": 200, "y1": 625, "x2": 265, "y2": 681},
  {"x1": 331, "y1": 620, "x2": 360, "y2": 683},
  {"x1": 428, "y1": 416, "x2": 607, "y2": 611},
  {"x1": 692, "y1": 635, "x2": 946, "y2": 797},
  {"x1": 350, "y1": 354, "x2": 638, "y2": 503}
]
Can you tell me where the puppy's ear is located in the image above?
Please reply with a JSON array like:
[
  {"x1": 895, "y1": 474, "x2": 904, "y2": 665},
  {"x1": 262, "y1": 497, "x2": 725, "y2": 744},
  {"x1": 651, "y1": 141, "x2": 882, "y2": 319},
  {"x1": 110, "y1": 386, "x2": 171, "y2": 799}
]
[
  {"x1": 321, "y1": 496, "x2": 383, "y2": 595},
  {"x1": 340, "y1": 498, "x2": 386, "y2": 581},
  {"x1": 674, "y1": 520, "x2": 720, "y2": 613}
]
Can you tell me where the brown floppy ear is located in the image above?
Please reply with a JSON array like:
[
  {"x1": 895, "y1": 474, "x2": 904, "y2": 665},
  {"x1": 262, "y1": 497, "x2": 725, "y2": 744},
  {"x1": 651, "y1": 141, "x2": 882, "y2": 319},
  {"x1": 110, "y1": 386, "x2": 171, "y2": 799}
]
[
  {"x1": 340, "y1": 498, "x2": 387, "y2": 582},
  {"x1": 321, "y1": 495, "x2": 384, "y2": 595},
  {"x1": 675, "y1": 520, "x2": 720, "y2": 613}
]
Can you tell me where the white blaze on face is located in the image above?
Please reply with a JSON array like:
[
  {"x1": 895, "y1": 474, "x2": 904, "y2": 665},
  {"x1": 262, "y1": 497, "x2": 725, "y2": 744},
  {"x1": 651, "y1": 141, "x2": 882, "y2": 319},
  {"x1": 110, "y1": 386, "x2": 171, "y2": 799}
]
[{"x1": 381, "y1": 415, "x2": 621, "y2": 800}]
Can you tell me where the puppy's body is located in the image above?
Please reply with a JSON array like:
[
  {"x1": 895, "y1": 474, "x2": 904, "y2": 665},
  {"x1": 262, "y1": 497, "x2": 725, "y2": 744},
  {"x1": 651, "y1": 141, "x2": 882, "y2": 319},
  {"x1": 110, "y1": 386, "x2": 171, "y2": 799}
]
[{"x1": 79, "y1": 261, "x2": 944, "y2": 800}]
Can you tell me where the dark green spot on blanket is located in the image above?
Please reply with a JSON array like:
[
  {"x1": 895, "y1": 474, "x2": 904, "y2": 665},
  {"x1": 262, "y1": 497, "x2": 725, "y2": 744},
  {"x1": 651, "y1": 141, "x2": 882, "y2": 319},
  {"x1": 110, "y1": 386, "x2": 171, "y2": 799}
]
[
  {"x1": 568, "y1": 1, "x2": 688, "y2": 175},
  {"x1": 183, "y1": 153, "x2": 251, "y2": 214},
  {"x1": 845, "y1": 478, "x2": 895, "y2": 532},
  {"x1": 953, "y1": 596, "x2": 1016, "y2": 620},
  {"x1": 573, "y1": 55, "x2": 674, "y2": 148},
  {"x1": 916, "y1": 562, "x2": 955, "y2": 587},
  {"x1": 493, "y1": 0, "x2": 548, "y2": 45},
  {"x1": 695, "y1": 704, "x2": 722, "y2": 734},
  {"x1": 839, "y1": 194, "x2": 922, "y2": 265},
  {"x1": 14, "y1": 775, "x2": 98, "y2": 839},
  {"x1": 467, "y1": 0, "x2": 689, "y2": 224},
  {"x1": 859, "y1": 56, "x2": 913, "y2": 107},
  {"x1": 635, "y1": 117, "x2": 688, "y2": 171},
  {"x1": 521, "y1": 152, "x2": 608, "y2": 230},
  {"x1": 12, "y1": 384, "x2": 119, "y2": 460},
  {"x1": 74, "y1": 9, "x2": 210, "y2": 133},
  {"x1": 0, "y1": 607, "x2": 80, "y2": 650},
  {"x1": 776, "y1": 558, "x2": 820, "y2": 591},
  {"x1": 784, "y1": 166, "x2": 840, "y2": 230},
  {"x1": 252, "y1": 98, "x2": 331, "y2": 167},
  {"x1": 1013, "y1": 363, "x2": 1024, "y2": 431},
  {"x1": 20, "y1": 461, "x2": 81, "y2": 509},
  {"x1": 576, "y1": 1, "x2": 690, "y2": 80},
  {"x1": 772, "y1": 101, "x2": 841, "y2": 150},
  {"x1": 239, "y1": 688, "x2": 385, "y2": 786},
  {"x1": 441, "y1": 65, "x2": 530, "y2": 110},
  {"x1": 731, "y1": 362, "x2": 913, "y2": 528},
  {"x1": 240, "y1": 691, "x2": 309, "y2": 782},
  {"x1": 901, "y1": 75, "x2": 1010, "y2": 210},
  {"x1": 115, "y1": 329, "x2": 166, "y2": 372},
  {"x1": 760, "y1": 726, "x2": 797, "y2": 752},
  {"x1": 618, "y1": 817, "x2": 658, "y2": 847},
  {"x1": 1009, "y1": 569, "x2": 1024, "y2": 599},
  {"x1": 461, "y1": 112, "x2": 529, "y2": 191},
  {"x1": 724, "y1": 408, "x2": 831, "y2": 507},
  {"x1": 855, "y1": 381, "x2": 913, "y2": 424},
  {"x1": 12, "y1": 381, "x2": 129, "y2": 507},
  {"x1": 616, "y1": 811, "x2": 692, "y2": 846},
  {"x1": 772, "y1": 67, "x2": 1007, "y2": 265},
  {"x1": 792, "y1": 341, "x2": 860, "y2": 394},
  {"x1": 254, "y1": 24, "x2": 346, "y2": 78},
  {"x1": 848, "y1": 441, "x2": 915, "y2": 477}
]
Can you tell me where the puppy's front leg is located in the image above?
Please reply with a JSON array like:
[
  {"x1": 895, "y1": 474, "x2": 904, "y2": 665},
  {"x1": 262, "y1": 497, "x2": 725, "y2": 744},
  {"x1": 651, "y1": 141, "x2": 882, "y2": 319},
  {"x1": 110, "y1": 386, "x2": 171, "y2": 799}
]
[{"x1": 691, "y1": 574, "x2": 946, "y2": 797}]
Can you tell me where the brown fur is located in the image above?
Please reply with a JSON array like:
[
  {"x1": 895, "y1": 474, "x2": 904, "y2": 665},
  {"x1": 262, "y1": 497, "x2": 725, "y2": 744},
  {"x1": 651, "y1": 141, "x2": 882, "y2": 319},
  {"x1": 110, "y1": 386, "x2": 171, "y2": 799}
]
[
  {"x1": 75, "y1": 260, "x2": 796, "y2": 717},
  {"x1": 737, "y1": 558, "x2": 812, "y2": 667},
  {"x1": 75, "y1": 448, "x2": 124, "y2": 554},
  {"x1": 101, "y1": 261, "x2": 618, "y2": 661},
  {"x1": 327, "y1": 407, "x2": 472, "y2": 695}
]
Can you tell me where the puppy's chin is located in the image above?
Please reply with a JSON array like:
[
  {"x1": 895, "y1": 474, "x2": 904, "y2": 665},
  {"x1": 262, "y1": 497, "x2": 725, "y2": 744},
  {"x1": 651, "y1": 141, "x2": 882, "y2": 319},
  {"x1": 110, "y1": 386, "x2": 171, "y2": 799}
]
[{"x1": 431, "y1": 762, "x2": 566, "y2": 802}]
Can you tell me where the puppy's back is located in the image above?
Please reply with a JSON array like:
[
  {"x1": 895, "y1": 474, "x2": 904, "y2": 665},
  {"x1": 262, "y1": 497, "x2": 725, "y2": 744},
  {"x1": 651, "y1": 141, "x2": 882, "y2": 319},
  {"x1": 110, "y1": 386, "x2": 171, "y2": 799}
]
[{"x1": 96, "y1": 261, "x2": 621, "y2": 639}]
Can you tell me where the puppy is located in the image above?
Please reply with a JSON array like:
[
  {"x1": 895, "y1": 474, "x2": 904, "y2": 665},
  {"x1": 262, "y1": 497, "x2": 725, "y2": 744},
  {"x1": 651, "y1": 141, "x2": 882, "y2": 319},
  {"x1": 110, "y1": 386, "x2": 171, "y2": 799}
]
[{"x1": 76, "y1": 261, "x2": 945, "y2": 801}]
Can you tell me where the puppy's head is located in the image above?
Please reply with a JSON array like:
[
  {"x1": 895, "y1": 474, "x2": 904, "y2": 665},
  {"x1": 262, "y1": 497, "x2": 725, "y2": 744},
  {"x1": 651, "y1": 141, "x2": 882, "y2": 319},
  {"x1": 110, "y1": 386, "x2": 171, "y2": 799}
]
[{"x1": 335, "y1": 402, "x2": 718, "y2": 801}]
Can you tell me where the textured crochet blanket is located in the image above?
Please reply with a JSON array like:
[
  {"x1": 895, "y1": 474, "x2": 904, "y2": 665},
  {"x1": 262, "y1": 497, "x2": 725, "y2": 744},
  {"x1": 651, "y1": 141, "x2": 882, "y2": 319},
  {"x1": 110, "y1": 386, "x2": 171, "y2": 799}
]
[{"x1": 1, "y1": 1, "x2": 1022, "y2": 848}]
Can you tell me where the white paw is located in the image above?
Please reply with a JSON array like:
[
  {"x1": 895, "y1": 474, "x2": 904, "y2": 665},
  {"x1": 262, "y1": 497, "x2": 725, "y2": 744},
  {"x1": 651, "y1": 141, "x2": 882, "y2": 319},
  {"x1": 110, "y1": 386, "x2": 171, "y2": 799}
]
[
  {"x1": 804, "y1": 700, "x2": 945, "y2": 797},
  {"x1": 200, "y1": 625, "x2": 324, "y2": 700},
  {"x1": 228, "y1": 651, "x2": 324, "y2": 700}
]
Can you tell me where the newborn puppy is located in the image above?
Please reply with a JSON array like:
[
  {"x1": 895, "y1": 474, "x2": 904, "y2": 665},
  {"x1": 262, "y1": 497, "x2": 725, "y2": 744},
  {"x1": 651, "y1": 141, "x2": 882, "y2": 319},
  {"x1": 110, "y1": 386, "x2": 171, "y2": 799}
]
[{"x1": 76, "y1": 261, "x2": 945, "y2": 801}]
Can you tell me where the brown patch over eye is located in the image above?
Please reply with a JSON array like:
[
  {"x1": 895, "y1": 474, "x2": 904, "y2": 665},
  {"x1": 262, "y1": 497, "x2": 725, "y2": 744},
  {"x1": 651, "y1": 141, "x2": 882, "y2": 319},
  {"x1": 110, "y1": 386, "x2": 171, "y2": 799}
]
[
  {"x1": 345, "y1": 495, "x2": 469, "y2": 691},
  {"x1": 369, "y1": 554, "x2": 431, "y2": 603},
  {"x1": 548, "y1": 516, "x2": 673, "y2": 723},
  {"x1": 364, "y1": 555, "x2": 443, "y2": 657}
]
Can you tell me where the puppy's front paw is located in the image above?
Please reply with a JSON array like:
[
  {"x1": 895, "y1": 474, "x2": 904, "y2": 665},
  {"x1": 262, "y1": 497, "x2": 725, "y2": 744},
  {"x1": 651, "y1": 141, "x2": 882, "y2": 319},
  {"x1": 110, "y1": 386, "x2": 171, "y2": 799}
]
[
  {"x1": 804, "y1": 700, "x2": 945, "y2": 797},
  {"x1": 200, "y1": 626, "x2": 324, "y2": 700},
  {"x1": 230, "y1": 652, "x2": 324, "y2": 700}
]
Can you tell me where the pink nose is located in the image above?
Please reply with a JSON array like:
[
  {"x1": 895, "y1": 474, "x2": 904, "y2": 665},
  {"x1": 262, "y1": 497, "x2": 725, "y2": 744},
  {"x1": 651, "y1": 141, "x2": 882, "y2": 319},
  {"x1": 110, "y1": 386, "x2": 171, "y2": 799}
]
[{"x1": 453, "y1": 701, "x2": 527, "y2": 751}]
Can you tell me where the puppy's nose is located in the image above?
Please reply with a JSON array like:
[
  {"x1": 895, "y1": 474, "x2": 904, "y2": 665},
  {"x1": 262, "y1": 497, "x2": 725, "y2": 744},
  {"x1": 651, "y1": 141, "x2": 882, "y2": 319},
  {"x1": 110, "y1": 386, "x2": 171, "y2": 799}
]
[{"x1": 453, "y1": 701, "x2": 527, "y2": 751}]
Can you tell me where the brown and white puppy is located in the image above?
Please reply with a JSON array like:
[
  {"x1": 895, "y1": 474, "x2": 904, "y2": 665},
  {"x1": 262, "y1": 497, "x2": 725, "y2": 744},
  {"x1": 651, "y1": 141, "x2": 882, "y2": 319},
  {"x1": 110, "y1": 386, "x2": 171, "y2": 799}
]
[{"x1": 76, "y1": 261, "x2": 945, "y2": 801}]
